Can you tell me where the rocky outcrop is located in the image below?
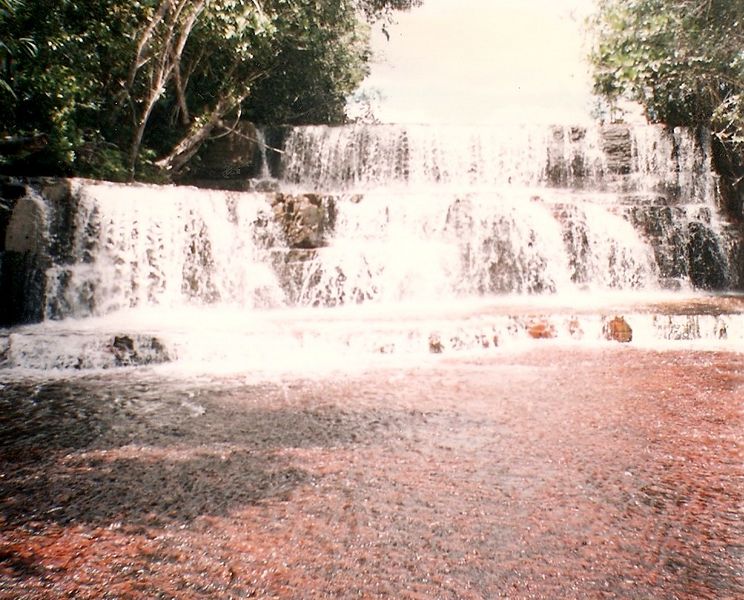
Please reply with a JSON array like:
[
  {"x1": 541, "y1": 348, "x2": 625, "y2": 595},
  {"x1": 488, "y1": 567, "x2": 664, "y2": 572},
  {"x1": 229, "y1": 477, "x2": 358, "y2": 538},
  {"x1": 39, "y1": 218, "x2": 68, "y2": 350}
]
[
  {"x1": 428, "y1": 333, "x2": 444, "y2": 354},
  {"x1": 0, "y1": 331, "x2": 171, "y2": 369},
  {"x1": 568, "y1": 318, "x2": 584, "y2": 339},
  {"x1": 711, "y1": 135, "x2": 744, "y2": 221},
  {"x1": 267, "y1": 193, "x2": 338, "y2": 304},
  {"x1": 110, "y1": 335, "x2": 170, "y2": 367}
]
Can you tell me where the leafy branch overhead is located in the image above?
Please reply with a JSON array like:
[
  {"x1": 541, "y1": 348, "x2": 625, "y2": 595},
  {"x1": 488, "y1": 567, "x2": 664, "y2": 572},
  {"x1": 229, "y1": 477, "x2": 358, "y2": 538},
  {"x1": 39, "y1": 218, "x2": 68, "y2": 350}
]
[
  {"x1": 589, "y1": 0, "x2": 744, "y2": 154},
  {"x1": 0, "y1": 0, "x2": 420, "y2": 180}
]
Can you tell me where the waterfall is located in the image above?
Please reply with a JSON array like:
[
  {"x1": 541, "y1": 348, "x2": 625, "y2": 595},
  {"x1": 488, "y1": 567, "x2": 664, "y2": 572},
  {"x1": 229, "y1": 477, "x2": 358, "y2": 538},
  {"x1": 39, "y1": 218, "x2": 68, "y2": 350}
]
[
  {"x1": 43, "y1": 181, "x2": 286, "y2": 319},
  {"x1": 1, "y1": 122, "x2": 742, "y2": 370},
  {"x1": 279, "y1": 123, "x2": 730, "y2": 302},
  {"x1": 255, "y1": 128, "x2": 272, "y2": 181}
]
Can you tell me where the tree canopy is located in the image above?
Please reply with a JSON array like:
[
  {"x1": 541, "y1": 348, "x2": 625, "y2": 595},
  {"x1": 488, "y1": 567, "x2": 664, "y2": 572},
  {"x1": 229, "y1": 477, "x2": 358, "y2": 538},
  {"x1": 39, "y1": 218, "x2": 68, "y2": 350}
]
[
  {"x1": 0, "y1": 0, "x2": 420, "y2": 180},
  {"x1": 589, "y1": 0, "x2": 744, "y2": 156}
]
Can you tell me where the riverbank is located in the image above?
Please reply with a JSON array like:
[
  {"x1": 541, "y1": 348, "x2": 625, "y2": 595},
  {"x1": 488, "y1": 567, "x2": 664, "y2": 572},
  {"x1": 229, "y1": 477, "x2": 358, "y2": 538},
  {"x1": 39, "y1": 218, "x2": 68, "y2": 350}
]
[{"x1": 1, "y1": 347, "x2": 741, "y2": 598}]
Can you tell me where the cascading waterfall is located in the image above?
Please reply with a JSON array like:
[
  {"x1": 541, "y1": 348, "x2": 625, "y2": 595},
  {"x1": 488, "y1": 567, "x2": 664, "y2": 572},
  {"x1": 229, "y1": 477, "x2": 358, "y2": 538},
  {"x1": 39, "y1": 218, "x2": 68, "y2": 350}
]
[
  {"x1": 43, "y1": 181, "x2": 287, "y2": 319},
  {"x1": 281, "y1": 123, "x2": 727, "y2": 303},
  {"x1": 1, "y1": 122, "x2": 742, "y2": 371}
]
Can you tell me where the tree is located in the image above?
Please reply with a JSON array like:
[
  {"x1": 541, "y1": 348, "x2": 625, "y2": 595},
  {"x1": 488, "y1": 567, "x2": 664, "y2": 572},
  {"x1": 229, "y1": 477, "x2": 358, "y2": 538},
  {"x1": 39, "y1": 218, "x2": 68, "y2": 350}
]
[
  {"x1": 1, "y1": 0, "x2": 149, "y2": 178},
  {"x1": 0, "y1": 0, "x2": 420, "y2": 180},
  {"x1": 0, "y1": 0, "x2": 36, "y2": 99},
  {"x1": 589, "y1": 0, "x2": 744, "y2": 154},
  {"x1": 242, "y1": 0, "x2": 372, "y2": 126}
]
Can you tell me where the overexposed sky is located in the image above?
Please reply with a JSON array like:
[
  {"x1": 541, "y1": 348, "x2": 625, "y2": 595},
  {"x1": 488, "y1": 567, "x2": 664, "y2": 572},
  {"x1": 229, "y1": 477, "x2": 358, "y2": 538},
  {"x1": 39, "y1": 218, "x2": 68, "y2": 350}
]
[{"x1": 354, "y1": 0, "x2": 597, "y2": 124}]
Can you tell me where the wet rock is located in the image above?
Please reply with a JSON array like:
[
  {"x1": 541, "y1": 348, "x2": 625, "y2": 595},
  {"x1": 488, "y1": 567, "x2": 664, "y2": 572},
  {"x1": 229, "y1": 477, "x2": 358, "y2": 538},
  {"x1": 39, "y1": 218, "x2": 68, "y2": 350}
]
[
  {"x1": 428, "y1": 333, "x2": 443, "y2": 354},
  {"x1": 272, "y1": 193, "x2": 336, "y2": 249},
  {"x1": 1, "y1": 188, "x2": 50, "y2": 326},
  {"x1": 474, "y1": 333, "x2": 494, "y2": 349},
  {"x1": 568, "y1": 318, "x2": 584, "y2": 339},
  {"x1": 111, "y1": 335, "x2": 138, "y2": 366},
  {"x1": 449, "y1": 336, "x2": 465, "y2": 351},
  {"x1": 253, "y1": 179, "x2": 280, "y2": 193},
  {"x1": 715, "y1": 318, "x2": 728, "y2": 340},
  {"x1": 653, "y1": 315, "x2": 701, "y2": 341},
  {"x1": 4, "y1": 192, "x2": 45, "y2": 254},
  {"x1": 527, "y1": 320, "x2": 556, "y2": 339},
  {"x1": 0, "y1": 335, "x2": 9, "y2": 366},
  {"x1": 600, "y1": 124, "x2": 633, "y2": 175},
  {"x1": 603, "y1": 316, "x2": 633, "y2": 343},
  {"x1": 687, "y1": 222, "x2": 727, "y2": 290}
]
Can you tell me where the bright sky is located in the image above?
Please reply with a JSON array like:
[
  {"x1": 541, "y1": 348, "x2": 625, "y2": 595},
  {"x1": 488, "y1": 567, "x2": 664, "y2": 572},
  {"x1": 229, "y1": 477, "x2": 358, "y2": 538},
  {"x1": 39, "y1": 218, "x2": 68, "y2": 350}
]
[{"x1": 352, "y1": 0, "x2": 597, "y2": 124}]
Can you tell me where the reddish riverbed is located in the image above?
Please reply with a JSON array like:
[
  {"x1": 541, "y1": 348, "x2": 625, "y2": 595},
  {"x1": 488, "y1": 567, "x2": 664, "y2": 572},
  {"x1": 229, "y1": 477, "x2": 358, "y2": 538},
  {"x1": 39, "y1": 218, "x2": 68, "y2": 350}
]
[{"x1": 1, "y1": 347, "x2": 742, "y2": 598}]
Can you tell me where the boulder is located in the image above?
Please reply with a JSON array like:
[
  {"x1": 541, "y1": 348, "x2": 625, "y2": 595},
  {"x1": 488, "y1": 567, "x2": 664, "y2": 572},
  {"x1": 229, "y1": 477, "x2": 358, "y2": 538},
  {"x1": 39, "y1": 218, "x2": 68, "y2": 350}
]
[
  {"x1": 526, "y1": 319, "x2": 556, "y2": 339},
  {"x1": 603, "y1": 316, "x2": 632, "y2": 343},
  {"x1": 474, "y1": 333, "x2": 496, "y2": 349},
  {"x1": 687, "y1": 221, "x2": 727, "y2": 290},
  {"x1": 715, "y1": 318, "x2": 728, "y2": 340},
  {"x1": 4, "y1": 193, "x2": 46, "y2": 254},
  {"x1": 1, "y1": 183, "x2": 51, "y2": 325}
]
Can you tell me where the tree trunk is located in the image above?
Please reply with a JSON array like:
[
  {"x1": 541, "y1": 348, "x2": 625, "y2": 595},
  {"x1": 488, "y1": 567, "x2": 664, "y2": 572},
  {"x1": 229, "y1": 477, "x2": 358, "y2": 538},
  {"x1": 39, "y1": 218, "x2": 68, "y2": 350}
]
[
  {"x1": 126, "y1": 0, "x2": 206, "y2": 179},
  {"x1": 155, "y1": 94, "x2": 246, "y2": 173},
  {"x1": 128, "y1": 91, "x2": 164, "y2": 178}
]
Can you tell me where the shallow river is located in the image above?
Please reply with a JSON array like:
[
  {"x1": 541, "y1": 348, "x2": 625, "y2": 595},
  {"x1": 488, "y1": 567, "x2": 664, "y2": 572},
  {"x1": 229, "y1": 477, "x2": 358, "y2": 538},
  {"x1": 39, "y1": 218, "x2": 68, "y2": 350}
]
[{"x1": 1, "y1": 346, "x2": 742, "y2": 598}]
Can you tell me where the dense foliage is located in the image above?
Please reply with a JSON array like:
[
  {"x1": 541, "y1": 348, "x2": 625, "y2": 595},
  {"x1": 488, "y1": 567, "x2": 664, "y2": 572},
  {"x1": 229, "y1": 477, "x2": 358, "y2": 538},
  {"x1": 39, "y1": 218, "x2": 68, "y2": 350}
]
[
  {"x1": 589, "y1": 0, "x2": 744, "y2": 156},
  {"x1": 0, "y1": 0, "x2": 419, "y2": 180}
]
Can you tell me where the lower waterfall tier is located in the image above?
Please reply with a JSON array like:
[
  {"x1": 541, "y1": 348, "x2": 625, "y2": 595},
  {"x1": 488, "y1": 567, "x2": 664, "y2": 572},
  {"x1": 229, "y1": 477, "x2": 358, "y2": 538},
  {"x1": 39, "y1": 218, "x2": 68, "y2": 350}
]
[
  {"x1": 1, "y1": 179, "x2": 739, "y2": 326},
  {"x1": 2, "y1": 295, "x2": 744, "y2": 371}
]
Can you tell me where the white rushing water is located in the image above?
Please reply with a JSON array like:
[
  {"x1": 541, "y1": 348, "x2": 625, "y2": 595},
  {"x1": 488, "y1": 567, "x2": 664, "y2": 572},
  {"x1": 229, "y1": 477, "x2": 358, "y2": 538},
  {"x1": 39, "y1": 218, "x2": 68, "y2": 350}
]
[
  {"x1": 1, "y1": 123, "x2": 742, "y2": 373},
  {"x1": 43, "y1": 181, "x2": 286, "y2": 318}
]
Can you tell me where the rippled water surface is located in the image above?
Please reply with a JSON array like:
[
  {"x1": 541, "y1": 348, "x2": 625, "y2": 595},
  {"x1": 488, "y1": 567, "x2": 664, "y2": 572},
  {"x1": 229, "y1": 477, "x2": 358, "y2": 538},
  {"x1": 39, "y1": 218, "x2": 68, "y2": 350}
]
[{"x1": 1, "y1": 347, "x2": 742, "y2": 598}]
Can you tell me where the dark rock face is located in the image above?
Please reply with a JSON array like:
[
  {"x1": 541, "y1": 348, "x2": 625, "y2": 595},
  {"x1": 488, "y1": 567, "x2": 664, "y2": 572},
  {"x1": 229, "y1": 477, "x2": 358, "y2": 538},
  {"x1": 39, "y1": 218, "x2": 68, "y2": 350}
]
[
  {"x1": 0, "y1": 253, "x2": 47, "y2": 325},
  {"x1": 687, "y1": 222, "x2": 728, "y2": 290},
  {"x1": 600, "y1": 124, "x2": 633, "y2": 175},
  {"x1": 711, "y1": 135, "x2": 744, "y2": 222},
  {"x1": 271, "y1": 193, "x2": 336, "y2": 250},
  {"x1": 0, "y1": 178, "x2": 75, "y2": 326},
  {"x1": 182, "y1": 121, "x2": 265, "y2": 182}
]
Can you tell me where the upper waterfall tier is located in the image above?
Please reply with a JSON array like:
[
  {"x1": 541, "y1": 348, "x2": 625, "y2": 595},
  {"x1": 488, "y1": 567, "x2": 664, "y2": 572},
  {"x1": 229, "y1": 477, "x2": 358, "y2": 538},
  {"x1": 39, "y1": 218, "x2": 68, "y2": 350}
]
[{"x1": 278, "y1": 123, "x2": 716, "y2": 203}]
